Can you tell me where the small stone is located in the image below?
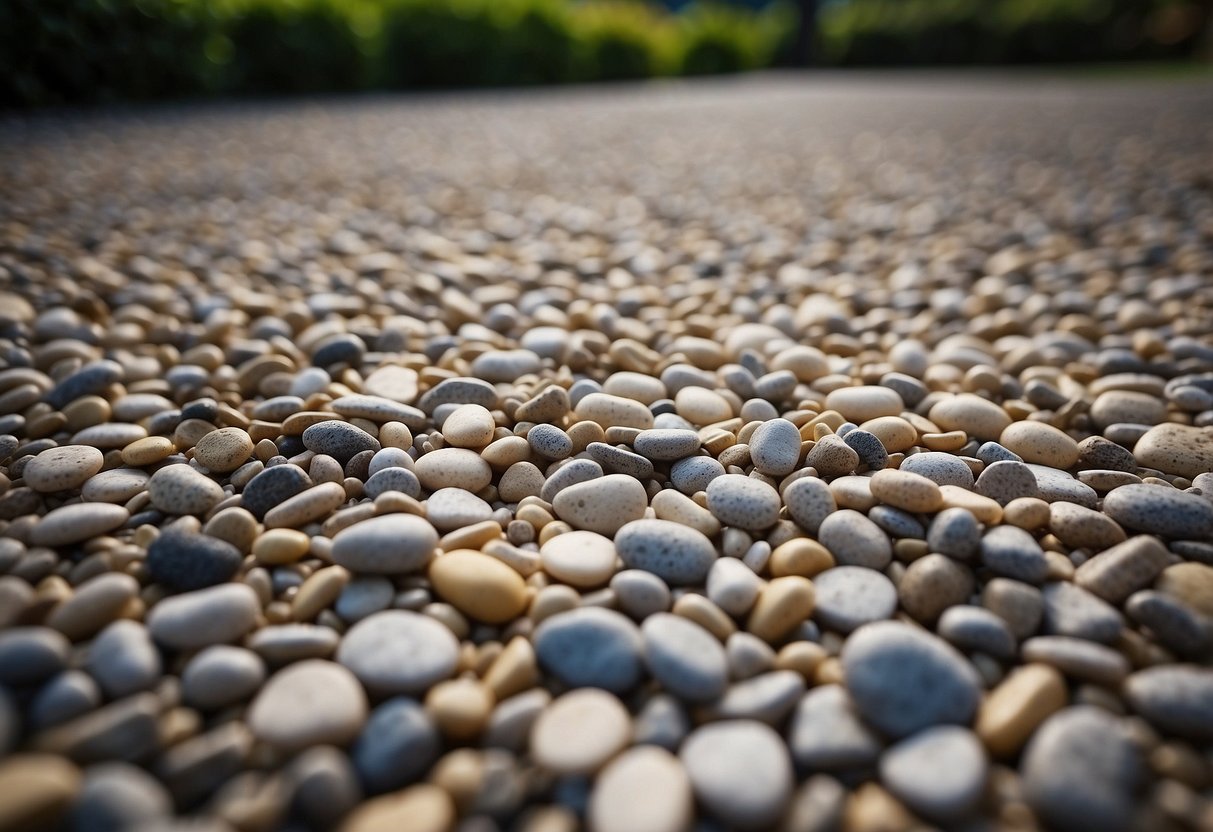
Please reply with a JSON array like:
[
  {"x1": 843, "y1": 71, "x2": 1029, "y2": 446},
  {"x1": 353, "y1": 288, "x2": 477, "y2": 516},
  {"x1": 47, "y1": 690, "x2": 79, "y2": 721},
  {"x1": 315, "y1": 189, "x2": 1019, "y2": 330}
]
[
  {"x1": 979, "y1": 525, "x2": 1049, "y2": 583},
  {"x1": 337, "y1": 611, "x2": 459, "y2": 696},
  {"x1": 248, "y1": 660, "x2": 367, "y2": 752},
  {"x1": 29, "y1": 671, "x2": 100, "y2": 729},
  {"x1": 999, "y1": 422, "x2": 1079, "y2": 469},
  {"x1": 842, "y1": 429, "x2": 889, "y2": 472},
  {"x1": 588, "y1": 746, "x2": 693, "y2": 832},
  {"x1": 575, "y1": 393, "x2": 654, "y2": 430},
  {"x1": 441, "y1": 404, "x2": 496, "y2": 448},
  {"x1": 898, "y1": 554, "x2": 974, "y2": 623},
  {"x1": 29, "y1": 503, "x2": 129, "y2": 548},
  {"x1": 842, "y1": 621, "x2": 982, "y2": 739},
  {"x1": 975, "y1": 663, "x2": 1067, "y2": 757},
  {"x1": 553, "y1": 474, "x2": 647, "y2": 536},
  {"x1": 1125, "y1": 590, "x2": 1211, "y2": 658},
  {"x1": 817, "y1": 509, "x2": 892, "y2": 570},
  {"x1": 707, "y1": 669, "x2": 805, "y2": 724},
  {"x1": 331, "y1": 514, "x2": 438, "y2": 574},
  {"x1": 181, "y1": 646, "x2": 266, "y2": 710},
  {"x1": 0, "y1": 754, "x2": 81, "y2": 832},
  {"x1": 1123, "y1": 665, "x2": 1213, "y2": 741},
  {"x1": 633, "y1": 429, "x2": 700, "y2": 461},
  {"x1": 642, "y1": 612, "x2": 728, "y2": 702},
  {"x1": 669, "y1": 455, "x2": 725, "y2": 495},
  {"x1": 1041, "y1": 581, "x2": 1124, "y2": 644},
  {"x1": 1102, "y1": 483, "x2": 1213, "y2": 538},
  {"x1": 352, "y1": 697, "x2": 440, "y2": 794},
  {"x1": 812, "y1": 566, "x2": 897, "y2": 634},
  {"x1": 80, "y1": 468, "x2": 149, "y2": 503},
  {"x1": 423, "y1": 677, "x2": 492, "y2": 741},
  {"x1": 147, "y1": 464, "x2": 225, "y2": 516},
  {"x1": 1077, "y1": 435, "x2": 1137, "y2": 472},
  {"x1": 1132, "y1": 423, "x2": 1213, "y2": 479},
  {"x1": 46, "y1": 572, "x2": 139, "y2": 641},
  {"x1": 531, "y1": 688, "x2": 631, "y2": 774},
  {"x1": 783, "y1": 476, "x2": 836, "y2": 534},
  {"x1": 1027, "y1": 463, "x2": 1098, "y2": 507},
  {"x1": 975, "y1": 460, "x2": 1039, "y2": 505},
  {"x1": 340, "y1": 783, "x2": 453, "y2": 832},
  {"x1": 614, "y1": 519, "x2": 717, "y2": 585},
  {"x1": 929, "y1": 394, "x2": 1012, "y2": 441},
  {"x1": 747, "y1": 576, "x2": 816, "y2": 643},
  {"x1": 1048, "y1": 502, "x2": 1126, "y2": 551},
  {"x1": 870, "y1": 468, "x2": 943, "y2": 513},
  {"x1": 363, "y1": 365, "x2": 419, "y2": 402},
  {"x1": 85, "y1": 620, "x2": 161, "y2": 699},
  {"x1": 302, "y1": 421, "x2": 380, "y2": 465},
  {"x1": 147, "y1": 530, "x2": 243, "y2": 591},
  {"x1": 147, "y1": 583, "x2": 260, "y2": 650},
  {"x1": 1154, "y1": 562, "x2": 1213, "y2": 616},
  {"x1": 880, "y1": 726, "x2": 987, "y2": 821},
  {"x1": 804, "y1": 435, "x2": 859, "y2": 479},
  {"x1": 706, "y1": 474, "x2": 781, "y2": 530},
  {"x1": 540, "y1": 530, "x2": 617, "y2": 588},
  {"x1": 926, "y1": 507, "x2": 981, "y2": 560},
  {"x1": 1073, "y1": 535, "x2": 1169, "y2": 604},
  {"x1": 824, "y1": 386, "x2": 903, "y2": 423},
  {"x1": 425, "y1": 487, "x2": 492, "y2": 532},
  {"x1": 72, "y1": 761, "x2": 172, "y2": 832},
  {"x1": 1022, "y1": 707, "x2": 1145, "y2": 832},
  {"x1": 788, "y1": 685, "x2": 882, "y2": 770},
  {"x1": 937, "y1": 605, "x2": 1016, "y2": 659},
  {"x1": 680, "y1": 720, "x2": 793, "y2": 831},
  {"x1": 193, "y1": 427, "x2": 254, "y2": 473},
  {"x1": 1021, "y1": 636, "x2": 1130, "y2": 685},
  {"x1": 533, "y1": 607, "x2": 644, "y2": 693},
  {"x1": 705, "y1": 557, "x2": 763, "y2": 618},
  {"x1": 23, "y1": 445, "x2": 104, "y2": 492},
  {"x1": 429, "y1": 549, "x2": 528, "y2": 624},
  {"x1": 0, "y1": 627, "x2": 70, "y2": 686},
  {"x1": 898, "y1": 452, "x2": 973, "y2": 488},
  {"x1": 1089, "y1": 390, "x2": 1165, "y2": 430},
  {"x1": 239, "y1": 464, "x2": 311, "y2": 520},
  {"x1": 749, "y1": 419, "x2": 802, "y2": 476}
]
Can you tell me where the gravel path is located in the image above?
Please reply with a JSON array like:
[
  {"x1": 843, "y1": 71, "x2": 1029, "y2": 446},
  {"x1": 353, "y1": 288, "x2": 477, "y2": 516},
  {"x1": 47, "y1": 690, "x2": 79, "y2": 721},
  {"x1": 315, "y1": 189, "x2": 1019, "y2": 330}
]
[{"x1": 1, "y1": 74, "x2": 1212, "y2": 832}]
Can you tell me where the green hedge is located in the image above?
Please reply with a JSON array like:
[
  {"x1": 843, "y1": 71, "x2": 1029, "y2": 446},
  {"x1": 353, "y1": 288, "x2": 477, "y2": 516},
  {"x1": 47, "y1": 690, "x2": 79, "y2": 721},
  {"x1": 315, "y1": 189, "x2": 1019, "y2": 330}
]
[{"x1": 2, "y1": 1, "x2": 1208, "y2": 106}]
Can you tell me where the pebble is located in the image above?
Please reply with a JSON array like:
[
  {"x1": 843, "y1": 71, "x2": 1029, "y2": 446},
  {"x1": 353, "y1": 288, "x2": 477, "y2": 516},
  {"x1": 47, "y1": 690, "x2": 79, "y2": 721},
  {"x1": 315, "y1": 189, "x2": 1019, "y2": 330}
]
[
  {"x1": 680, "y1": 720, "x2": 793, "y2": 831},
  {"x1": 817, "y1": 509, "x2": 892, "y2": 569},
  {"x1": 999, "y1": 421, "x2": 1079, "y2": 469},
  {"x1": 193, "y1": 427, "x2": 254, "y2": 473},
  {"x1": 783, "y1": 476, "x2": 836, "y2": 534},
  {"x1": 47, "y1": 572, "x2": 139, "y2": 641},
  {"x1": 80, "y1": 468, "x2": 149, "y2": 503},
  {"x1": 239, "y1": 463, "x2": 312, "y2": 520},
  {"x1": 788, "y1": 684, "x2": 882, "y2": 769},
  {"x1": 1041, "y1": 581, "x2": 1124, "y2": 644},
  {"x1": 1022, "y1": 707, "x2": 1145, "y2": 832},
  {"x1": 705, "y1": 557, "x2": 764, "y2": 617},
  {"x1": 533, "y1": 607, "x2": 644, "y2": 693},
  {"x1": 1132, "y1": 422, "x2": 1213, "y2": 478},
  {"x1": 824, "y1": 386, "x2": 903, "y2": 423},
  {"x1": 23, "y1": 445, "x2": 104, "y2": 492},
  {"x1": 530, "y1": 688, "x2": 631, "y2": 774},
  {"x1": 425, "y1": 487, "x2": 492, "y2": 531},
  {"x1": 441, "y1": 404, "x2": 496, "y2": 448},
  {"x1": 72, "y1": 761, "x2": 172, "y2": 832},
  {"x1": 341, "y1": 783, "x2": 453, "y2": 832},
  {"x1": 29, "y1": 672, "x2": 100, "y2": 729},
  {"x1": 841, "y1": 621, "x2": 982, "y2": 738},
  {"x1": 642, "y1": 612, "x2": 728, "y2": 702},
  {"x1": 1123, "y1": 665, "x2": 1213, "y2": 741},
  {"x1": 263, "y1": 481, "x2": 346, "y2": 528},
  {"x1": 879, "y1": 726, "x2": 987, "y2": 820},
  {"x1": 0, "y1": 754, "x2": 82, "y2": 832},
  {"x1": 1073, "y1": 534, "x2": 1169, "y2": 603},
  {"x1": 331, "y1": 513, "x2": 437, "y2": 574},
  {"x1": 1048, "y1": 501, "x2": 1126, "y2": 551},
  {"x1": 0, "y1": 627, "x2": 70, "y2": 686},
  {"x1": 540, "y1": 530, "x2": 617, "y2": 588},
  {"x1": 747, "y1": 576, "x2": 816, "y2": 643},
  {"x1": 363, "y1": 364, "x2": 419, "y2": 402},
  {"x1": 929, "y1": 394, "x2": 1012, "y2": 441},
  {"x1": 336, "y1": 610, "x2": 459, "y2": 696},
  {"x1": 748, "y1": 419, "x2": 802, "y2": 476},
  {"x1": 588, "y1": 746, "x2": 693, "y2": 832},
  {"x1": 898, "y1": 451, "x2": 973, "y2": 488},
  {"x1": 1125, "y1": 589, "x2": 1211, "y2": 657},
  {"x1": 552, "y1": 474, "x2": 647, "y2": 535},
  {"x1": 937, "y1": 605, "x2": 1016, "y2": 658},
  {"x1": 146, "y1": 583, "x2": 260, "y2": 650},
  {"x1": 302, "y1": 421, "x2": 380, "y2": 464},
  {"x1": 1020, "y1": 636, "x2": 1130, "y2": 685},
  {"x1": 975, "y1": 663, "x2": 1067, "y2": 757},
  {"x1": 85, "y1": 621, "x2": 161, "y2": 699},
  {"x1": 147, "y1": 464, "x2": 225, "y2": 516},
  {"x1": 975, "y1": 460, "x2": 1039, "y2": 505},
  {"x1": 898, "y1": 554, "x2": 974, "y2": 623},
  {"x1": 869, "y1": 468, "x2": 943, "y2": 513},
  {"x1": 705, "y1": 474, "x2": 781, "y2": 530},
  {"x1": 248, "y1": 660, "x2": 367, "y2": 752},
  {"x1": 181, "y1": 646, "x2": 267, "y2": 710},
  {"x1": 575, "y1": 393, "x2": 654, "y2": 430},
  {"x1": 979, "y1": 525, "x2": 1049, "y2": 583},
  {"x1": 633, "y1": 428, "x2": 700, "y2": 461},
  {"x1": 1102, "y1": 482, "x2": 1213, "y2": 538},
  {"x1": 804, "y1": 434, "x2": 859, "y2": 478},
  {"x1": 429, "y1": 549, "x2": 528, "y2": 624},
  {"x1": 29, "y1": 503, "x2": 129, "y2": 548},
  {"x1": 146, "y1": 530, "x2": 243, "y2": 591},
  {"x1": 669, "y1": 455, "x2": 725, "y2": 494},
  {"x1": 1027, "y1": 463, "x2": 1098, "y2": 507},
  {"x1": 926, "y1": 507, "x2": 981, "y2": 560},
  {"x1": 614, "y1": 519, "x2": 717, "y2": 585},
  {"x1": 1077, "y1": 435, "x2": 1138, "y2": 472},
  {"x1": 352, "y1": 697, "x2": 440, "y2": 793},
  {"x1": 812, "y1": 566, "x2": 897, "y2": 633},
  {"x1": 1155, "y1": 561, "x2": 1213, "y2": 616},
  {"x1": 842, "y1": 428, "x2": 889, "y2": 471}
]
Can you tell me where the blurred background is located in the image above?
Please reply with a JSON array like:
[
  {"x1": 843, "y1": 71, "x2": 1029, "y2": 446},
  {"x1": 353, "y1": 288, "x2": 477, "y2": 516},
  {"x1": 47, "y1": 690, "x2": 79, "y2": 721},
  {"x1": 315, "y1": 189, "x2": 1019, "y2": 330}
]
[{"x1": 3, "y1": 0, "x2": 1211, "y2": 107}]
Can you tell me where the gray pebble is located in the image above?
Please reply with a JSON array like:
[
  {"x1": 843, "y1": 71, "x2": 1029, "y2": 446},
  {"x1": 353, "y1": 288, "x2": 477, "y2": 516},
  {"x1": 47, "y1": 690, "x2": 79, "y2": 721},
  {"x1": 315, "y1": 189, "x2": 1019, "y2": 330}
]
[
  {"x1": 1027, "y1": 464, "x2": 1098, "y2": 508},
  {"x1": 352, "y1": 697, "x2": 441, "y2": 794},
  {"x1": 611, "y1": 569, "x2": 673, "y2": 620},
  {"x1": 85, "y1": 620, "x2": 161, "y2": 699},
  {"x1": 336, "y1": 610, "x2": 459, "y2": 696},
  {"x1": 818, "y1": 509, "x2": 892, "y2": 570},
  {"x1": 783, "y1": 476, "x2": 836, "y2": 535},
  {"x1": 147, "y1": 583, "x2": 261, "y2": 651},
  {"x1": 1124, "y1": 591, "x2": 1211, "y2": 658},
  {"x1": 705, "y1": 670, "x2": 805, "y2": 725},
  {"x1": 1102, "y1": 482, "x2": 1213, "y2": 539},
  {"x1": 680, "y1": 720, "x2": 793, "y2": 832},
  {"x1": 980, "y1": 525, "x2": 1049, "y2": 583},
  {"x1": 615, "y1": 519, "x2": 717, "y2": 585},
  {"x1": 805, "y1": 435, "x2": 859, "y2": 479},
  {"x1": 641, "y1": 613, "x2": 728, "y2": 703},
  {"x1": 788, "y1": 685, "x2": 882, "y2": 770},
  {"x1": 588, "y1": 442, "x2": 654, "y2": 478},
  {"x1": 1021, "y1": 636, "x2": 1130, "y2": 685},
  {"x1": 976, "y1": 441, "x2": 1023, "y2": 466},
  {"x1": 1123, "y1": 665, "x2": 1213, "y2": 741},
  {"x1": 539, "y1": 458, "x2": 603, "y2": 503},
  {"x1": 670, "y1": 456, "x2": 725, "y2": 495},
  {"x1": 529, "y1": 423, "x2": 573, "y2": 459},
  {"x1": 336, "y1": 576, "x2": 395, "y2": 622},
  {"x1": 705, "y1": 557, "x2": 764, "y2": 618},
  {"x1": 842, "y1": 429, "x2": 888, "y2": 472},
  {"x1": 29, "y1": 670, "x2": 101, "y2": 729},
  {"x1": 534, "y1": 607, "x2": 645, "y2": 694},
  {"x1": 182, "y1": 645, "x2": 267, "y2": 710},
  {"x1": 71, "y1": 761, "x2": 173, "y2": 832},
  {"x1": 812, "y1": 566, "x2": 897, "y2": 634},
  {"x1": 1077, "y1": 435, "x2": 1137, "y2": 472},
  {"x1": 330, "y1": 514, "x2": 438, "y2": 574},
  {"x1": 146, "y1": 530, "x2": 243, "y2": 592},
  {"x1": 981, "y1": 578, "x2": 1044, "y2": 640},
  {"x1": 634, "y1": 429, "x2": 701, "y2": 461},
  {"x1": 286, "y1": 747, "x2": 363, "y2": 830},
  {"x1": 425, "y1": 487, "x2": 493, "y2": 532},
  {"x1": 633, "y1": 693, "x2": 690, "y2": 751},
  {"x1": 937, "y1": 606, "x2": 1016, "y2": 659},
  {"x1": 927, "y1": 507, "x2": 981, "y2": 560},
  {"x1": 240, "y1": 464, "x2": 312, "y2": 520},
  {"x1": 146, "y1": 464, "x2": 225, "y2": 516},
  {"x1": 363, "y1": 466, "x2": 421, "y2": 500},
  {"x1": 975, "y1": 460, "x2": 1038, "y2": 505},
  {"x1": 302, "y1": 421, "x2": 380, "y2": 465},
  {"x1": 706, "y1": 475, "x2": 781, "y2": 530},
  {"x1": 868, "y1": 506, "x2": 924, "y2": 539},
  {"x1": 247, "y1": 624, "x2": 340, "y2": 664},
  {"x1": 1042, "y1": 582, "x2": 1124, "y2": 644},
  {"x1": 749, "y1": 419, "x2": 802, "y2": 476},
  {"x1": 0, "y1": 626, "x2": 70, "y2": 686}
]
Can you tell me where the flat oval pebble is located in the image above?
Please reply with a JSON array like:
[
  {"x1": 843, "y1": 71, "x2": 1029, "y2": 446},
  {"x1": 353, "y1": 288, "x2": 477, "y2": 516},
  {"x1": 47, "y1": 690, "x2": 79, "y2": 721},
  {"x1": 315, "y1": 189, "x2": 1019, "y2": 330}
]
[
  {"x1": 880, "y1": 725, "x2": 987, "y2": 821},
  {"x1": 302, "y1": 421, "x2": 380, "y2": 464},
  {"x1": 248, "y1": 660, "x2": 367, "y2": 752},
  {"x1": 1123, "y1": 665, "x2": 1213, "y2": 741},
  {"x1": 530, "y1": 688, "x2": 631, "y2": 774},
  {"x1": 428, "y1": 550, "x2": 528, "y2": 624},
  {"x1": 29, "y1": 503, "x2": 128, "y2": 547},
  {"x1": 539, "y1": 530, "x2": 616, "y2": 589},
  {"x1": 870, "y1": 468, "x2": 943, "y2": 513},
  {"x1": 812, "y1": 566, "x2": 898, "y2": 633},
  {"x1": 181, "y1": 646, "x2": 266, "y2": 710},
  {"x1": 680, "y1": 720, "x2": 793, "y2": 831},
  {"x1": 817, "y1": 509, "x2": 892, "y2": 570},
  {"x1": 641, "y1": 612, "x2": 728, "y2": 702},
  {"x1": 533, "y1": 607, "x2": 644, "y2": 693},
  {"x1": 999, "y1": 421, "x2": 1079, "y2": 469},
  {"x1": 336, "y1": 610, "x2": 459, "y2": 696},
  {"x1": 614, "y1": 518, "x2": 716, "y2": 585},
  {"x1": 588, "y1": 746, "x2": 693, "y2": 832},
  {"x1": 783, "y1": 476, "x2": 836, "y2": 534},
  {"x1": 1102, "y1": 482, "x2": 1213, "y2": 538},
  {"x1": 706, "y1": 474, "x2": 781, "y2": 530},
  {"x1": 842, "y1": 621, "x2": 982, "y2": 738},
  {"x1": 24, "y1": 445, "x2": 104, "y2": 493},
  {"x1": 146, "y1": 583, "x2": 260, "y2": 650},
  {"x1": 824, "y1": 386, "x2": 903, "y2": 423},
  {"x1": 147, "y1": 464, "x2": 224, "y2": 516},
  {"x1": 552, "y1": 474, "x2": 647, "y2": 536},
  {"x1": 239, "y1": 464, "x2": 311, "y2": 520},
  {"x1": 192, "y1": 427, "x2": 254, "y2": 473},
  {"x1": 749, "y1": 419, "x2": 802, "y2": 476},
  {"x1": 80, "y1": 468, "x2": 149, "y2": 503},
  {"x1": 424, "y1": 487, "x2": 492, "y2": 532},
  {"x1": 146, "y1": 530, "x2": 242, "y2": 591},
  {"x1": 633, "y1": 429, "x2": 700, "y2": 461},
  {"x1": 352, "y1": 697, "x2": 440, "y2": 793},
  {"x1": 330, "y1": 513, "x2": 437, "y2": 574},
  {"x1": 1132, "y1": 422, "x2": 1213, "y2": 478}
]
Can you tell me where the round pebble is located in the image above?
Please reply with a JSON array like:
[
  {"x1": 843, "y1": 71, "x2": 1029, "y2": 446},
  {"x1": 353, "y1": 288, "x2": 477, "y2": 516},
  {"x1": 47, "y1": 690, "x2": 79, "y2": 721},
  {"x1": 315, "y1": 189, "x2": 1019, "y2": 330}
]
[
  {"x1": 531, "y1": 688, "x2": 631, "y2": 774},
  {"x1": 23, "y1": 446, "x2": 104, "y2": 493},
  {"x1": 533, "y1": 607, "x2": 644, "y2": 693},
  {"x1": 614, "y1": 518, "x2": 717, "y2": 585},
  {"x1": 330, "y1": 514, "x2": 438, "y2": 574},
  {"x1": 680, "y1": 720, "x2": 793, "y2": 831},
  {"x1": 248, "y1": 660, "x2": 367, "y2": 752},
  {"x1": 336, "y1": 610, "x2": 459, "y2": 696},
  {"x1": 539, "y1": 530, "x2": 617, "y2": 588},
  {"x1": 642, "y1": 613, "x2": 728, "y2": 702}
]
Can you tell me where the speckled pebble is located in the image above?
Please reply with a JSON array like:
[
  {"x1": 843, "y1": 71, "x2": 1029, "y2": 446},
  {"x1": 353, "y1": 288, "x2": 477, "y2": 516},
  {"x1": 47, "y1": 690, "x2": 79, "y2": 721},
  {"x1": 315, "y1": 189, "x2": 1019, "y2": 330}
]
[
  {"x1": 812, "y1": 566, "x2": 897, "y2": 634},
  {"x1": 147, "y1": 464, "x2": 224, "y2": 516},
  {"x1": 23, "y1": 446, "x2": 104, "y2": 493},
  {"x1": 817, "y1": 509, "x2": 892, "y2": 570},
  {"x1": 615, "y1": 519, "x2": 717, "y2": 585},
  {"x1": 706, "y1": 475, "x2": 781, "y2": 530}
]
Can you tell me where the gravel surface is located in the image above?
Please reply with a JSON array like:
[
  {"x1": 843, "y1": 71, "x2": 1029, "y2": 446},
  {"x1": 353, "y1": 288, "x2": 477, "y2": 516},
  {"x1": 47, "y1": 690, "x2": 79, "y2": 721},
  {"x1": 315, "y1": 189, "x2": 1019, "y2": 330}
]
[{"x1": 1, "y1": 73, "x2": 1213, "y2": 832}]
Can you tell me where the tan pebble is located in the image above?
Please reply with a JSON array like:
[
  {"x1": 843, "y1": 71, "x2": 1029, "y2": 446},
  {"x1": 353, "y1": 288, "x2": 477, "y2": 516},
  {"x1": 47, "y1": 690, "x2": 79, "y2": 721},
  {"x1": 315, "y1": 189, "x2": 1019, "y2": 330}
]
[
  {"x1": 566, "y1": 420, "x2": 607, "y2": 452},
  {"x1": 1073, "y1": 535, "x2": 1169, "y2": 604},
  {"x1": 292, "y1": 565, "x2": 350, "y2": 622},
  {"x1": 674, "y1": 387, "x2": 733, "y2": 425},
  {"x1": 531, "y1": 688, "x2": 631, "y2": 775},
  {"x1": 429, "y1": 550, "x2": 529, "y2": 624},
  {"x1": 363, "y1": 365, "x2": 419, "y2": 403},
  {"x1": 62, "y1": 396, "x2": 111, "y2": 432},
  {"x1": 498, "y1": 461, "x2": 545, "y2": 502},
  {"x1": 254, "y1": 528, "x2": 311, "y2": 564},
  {"x1": 673, "y1": 594, "x2": 737, "y2": 640},
  {"x1": 870, "y1": 469, "x2": 943, "y2": 513},
  {"x1": 999, "y1": 422, "x2": 1079, "y2": 469},
  {"x1": 530, "y1": 584, "x2": 581, "y2": 623},
  {"x1": 425, "y1": 678, "x2": 494, "y2": 741},
  {"x1": 203, "y1": 507, "x2": 259, "y2": 553},
  {"x1": 0, "y1": 754, "x2": 82, "y2": 832},
  {"x1": 575, "y1": 393, "x2": 654, "y2": 430},
  {"x1": 928, "y1": 394, "x2": 1012, "y2": 441},
  {"x1": 30, "y1": 503, "x2": 130, "y2": 548},
  {"x1": 441, "y1": 404, "x2": 496, "y2": 449},
  {"x1": 121, "y1": 436, "x2": 176, "y2": 467},
  {"x1": 651, "y1": 489, "x2": 720, "y2": 537},
  {"x1": 1153, "y1": 562, "x2": 1213, "y2": 617},
  {"x1": 1002, "y1": 497, "x2": 1051, "y2": 530},
  {"x1": 46, "y1": 572, "x2": 139, "y2": 641},
  {"x1": 1132, "y1": 423, "x2": 1213, "y2": 479},
  {"x1": 427, "y1": 750, "x2": 482, "y2": 813},
  {"x1": 829, "y1": 476, "x2": 878, "y2": 511},
  {"x1": 193, "y1": 427, "x2": 255, "y2": 473},
  {"x1": 540, "y1": 530, "x2": 617, "y2": 589},
  {"x1": 774, "y1": 640, "x2": 827, "y2": 681},
  {"x1": 976, "y1": 663, "x2": 1067, "y2": 757},
  {"x1": 845, "y1": 782, "x2": 916, "y2": 832},
  {"x1": 438, "y1": 520, "x2": 502, "y2": 552},
  {"x1": 414, "y1": 448, "x2": 492, "y2": 492},
  {"x1": 1048, "y1": 502, "x2": 1126, "y2": 551},
  {"x1": 23, "y1": 445, "x2": 104, "y2": 493},
  {"x1": 339, "y1": 783, "x2": 454, "y2": 832},
  {"x1": 148, "y1": 464, "x2": 225, "y2": 516},
  {"x1": 922, "y1": 431, "x2": 967, "y2": 452},
  {"x1": 588, "y1": 745, "x2": 694, "y2": 832},
  {"x1": 481, "y1": 436, "x2": 531, "y2": 469},
  {"x1": 859, "y1": 416, "x2": 918, "y2": 452},
  {"x1": 824, "y1": 386, "x2": 903, "y2": 423},
  {"x1": 483, "y1": 635, "x2": 539, "y2": 699},
  {"x1": 552, "y1": 474, "x2": 647, "y2": 536},
  {"x1": 769, "y1": 539, "x2": 834, "y2": 578},
  {"x1": 264, "y1": 482, "x2": 347, "y2": 529},
  {"x1": 938, "y1": 485, "x2": 1002, "y2": 524},
  {"x1": 747, "y1": 576, "x2": 815, "y2": 642}
]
